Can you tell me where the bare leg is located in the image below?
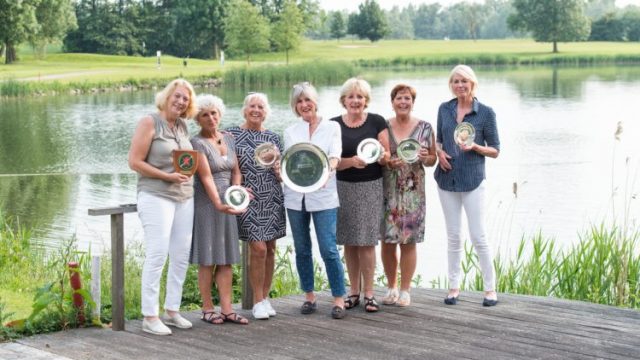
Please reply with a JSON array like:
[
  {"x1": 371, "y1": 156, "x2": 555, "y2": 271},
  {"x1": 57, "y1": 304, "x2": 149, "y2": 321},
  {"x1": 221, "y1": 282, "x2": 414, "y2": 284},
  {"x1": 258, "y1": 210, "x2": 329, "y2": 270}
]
[
  {"x1": 381, "y1": 242, "x2": 399, "y2": 289},
  {"x1": 214, "y1": 265, "x2": 233, "y2": 314},
  {"x1": 198, "y1": 265, "x2": 215, "y2": 311},
  {"x1": 359, "y1": 246, "x2": 376, "y2": 299},
  {"x1": 263, "y1": 240, "x2": 277, "y2": 299},
  {"x1": 344, "y1": 245, "x2": 360, "y2": 296},
  {"x1": 249, "y1": 241, "x2": 267, "y2": 303},
  {"x1": 399, "y1": 244, "x2": 416, "y2": 291}
]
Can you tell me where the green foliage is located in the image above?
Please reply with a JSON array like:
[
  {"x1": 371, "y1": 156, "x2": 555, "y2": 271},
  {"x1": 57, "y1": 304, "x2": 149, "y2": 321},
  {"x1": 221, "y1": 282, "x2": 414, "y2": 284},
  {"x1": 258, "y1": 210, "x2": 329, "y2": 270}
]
[
  {"x1": 29, "y1": 0, "x2": 77, "y2": 58},
  {"x1": 224, "y1": 0, "x2": 271, "y2": 64},
  {"x1": 169, "y1": 0, "x2": 226, "y2": 59},
  {"x1": 0, "y1": 301, "x2": 19, "y2": 341},
  {"x1": 222, "y1": 60, "x2": 356, "y2": 88},
  {"x1": 438, "y1": 225, "x2": 640, "y2": 309},
  {"x1": 0, "y1": 0, "x2": 40, "y2": 64},
  {"x1": 271, "y1": 0, "x2": 305, "y2": 64},
  {"x1": 348, "y1": 0, "x2": 389, "y2": 42},
  {"x1": 590, "y1": 12, "x2": 626, "y2": 41},
  {"x1": 508, "y1": 0, "x2": 591, "y2": 53}
]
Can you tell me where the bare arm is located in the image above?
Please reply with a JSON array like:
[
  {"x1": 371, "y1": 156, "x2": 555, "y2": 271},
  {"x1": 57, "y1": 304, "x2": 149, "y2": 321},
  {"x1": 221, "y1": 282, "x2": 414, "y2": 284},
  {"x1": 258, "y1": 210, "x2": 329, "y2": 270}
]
[
  {"x1": 196, "y1": 154, "x2": 243, "y2": 215},
  {"x1": 377, "y1": 128, "x2": 390, "y2": 166},
  {"x1": 419, "y1": 131, "x2": 437, "y2": 167}
]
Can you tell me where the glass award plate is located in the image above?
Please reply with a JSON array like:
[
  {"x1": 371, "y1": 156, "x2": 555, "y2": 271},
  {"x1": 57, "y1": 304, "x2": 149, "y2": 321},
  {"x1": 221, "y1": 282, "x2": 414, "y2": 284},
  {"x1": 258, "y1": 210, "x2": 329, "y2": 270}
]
[
  {"x1": 356, "y1": 138, "x2": 383, "y2": 164},
  {"x1": 172, "y1": 149, "x2": 199, "y2": 176},
  {"x1": 397, "y1": 138, "x2": 421, "y2": 164},
  {"x1": 281, "y1": 143, "x2": 330, "y2": 193},
  {"x1": 254, "y1": 142, "x2": 279, "y2": 168},
  {"x1": 224, "y1": 185, "x2": 250, "y2": 211},
  {"x1": 454, "y1": 122, "x2": 476, "y2": 147}
]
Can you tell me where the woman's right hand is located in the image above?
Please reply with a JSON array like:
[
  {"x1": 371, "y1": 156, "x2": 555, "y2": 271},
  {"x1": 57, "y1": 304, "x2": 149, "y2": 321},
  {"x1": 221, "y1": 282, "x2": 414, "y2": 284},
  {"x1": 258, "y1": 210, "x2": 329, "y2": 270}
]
[
  {"x1": 166, "y1": 172, "x2": 191, "y2": 183},
  {"x1": 386, "y1": 157, "x2": 404, "y2": 170},
  {"x1": 351, "y1": 155, "x2": 367, "y2": 169},
  {"x1": 438, "y1": 151, "x2": 453, "y2": 172}
]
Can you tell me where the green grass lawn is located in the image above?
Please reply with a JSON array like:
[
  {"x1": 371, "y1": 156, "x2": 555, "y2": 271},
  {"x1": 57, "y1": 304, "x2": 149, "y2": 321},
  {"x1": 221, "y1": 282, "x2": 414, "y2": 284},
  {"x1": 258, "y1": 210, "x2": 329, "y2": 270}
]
[{"x1": 1, "y1": 39, "x2": 639, "y2": 85}]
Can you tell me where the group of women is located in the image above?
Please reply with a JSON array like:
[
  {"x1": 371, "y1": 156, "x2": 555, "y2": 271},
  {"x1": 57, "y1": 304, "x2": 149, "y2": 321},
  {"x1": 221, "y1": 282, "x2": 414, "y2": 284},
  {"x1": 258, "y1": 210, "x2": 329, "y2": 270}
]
[{"x1": 128, "y1": 64, "x2": 500, "y2": 336}]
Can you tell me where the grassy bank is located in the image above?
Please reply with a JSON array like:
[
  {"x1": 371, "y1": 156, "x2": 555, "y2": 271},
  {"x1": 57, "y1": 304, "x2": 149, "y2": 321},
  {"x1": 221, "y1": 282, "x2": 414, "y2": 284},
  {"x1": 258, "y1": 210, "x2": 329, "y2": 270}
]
[{"x1": 2, "y1": 39, "x2": 639, "y2": 97}]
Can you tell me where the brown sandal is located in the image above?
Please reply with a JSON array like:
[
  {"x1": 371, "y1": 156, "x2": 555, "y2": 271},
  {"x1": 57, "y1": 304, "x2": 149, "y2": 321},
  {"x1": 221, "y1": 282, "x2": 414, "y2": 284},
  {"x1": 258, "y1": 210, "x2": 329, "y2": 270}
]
[
  {"x1": 221, "y1": 312, "x2": 249, "y2": 325},
  {"x1": 364, "y1": 296, "x2": 379, "y2": 313},
  {"x1": 344, "y1": 294, "x2": 360, "y2": 309},
  {"x1": 201, "y1": 310, "x2": 224, "y2": 325}
]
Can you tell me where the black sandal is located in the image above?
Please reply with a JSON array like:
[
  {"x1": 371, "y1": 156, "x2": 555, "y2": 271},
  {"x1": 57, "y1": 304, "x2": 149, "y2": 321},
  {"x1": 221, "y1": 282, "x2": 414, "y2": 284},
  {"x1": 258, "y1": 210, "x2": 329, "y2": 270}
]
[
  {"x1": 300, "y1": 301, "x2": 317, "y2": 315},
  {"x1": 201, "y1": 310, "x2": 224, "y2": 325},
  {"x1": 364, "y1": 296, "x2": 379, "y2": 313},
  {"x1": 331, "y1": 305, "x2": 346, "y2": 319},
  {"x1": 221, "y1": 312, "x2": 249, "y2": 325},
  {"x1": 344, "y1": 294, "x2": 360, "y2": 309}
]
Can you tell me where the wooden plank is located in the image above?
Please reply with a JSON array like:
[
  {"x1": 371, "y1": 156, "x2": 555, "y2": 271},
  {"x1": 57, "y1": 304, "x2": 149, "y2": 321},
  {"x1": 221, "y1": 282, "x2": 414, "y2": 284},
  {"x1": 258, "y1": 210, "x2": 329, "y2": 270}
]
[
  {"x1": 241, "y1": 241, "x2": 253, "y2": 310},
  {"x1": 88, "y1": 204, "x2": 137, "y2": 216},
  {"x1": 16, "y1": 289, "x2": 640, "y2": 360}
]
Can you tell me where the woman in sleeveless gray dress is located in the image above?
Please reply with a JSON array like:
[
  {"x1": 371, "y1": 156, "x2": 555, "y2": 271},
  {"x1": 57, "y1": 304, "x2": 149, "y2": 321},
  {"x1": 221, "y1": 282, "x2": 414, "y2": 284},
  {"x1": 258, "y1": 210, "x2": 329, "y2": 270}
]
[{"x1": 190, "y1": 94, "x2": 248, "y2": 325}]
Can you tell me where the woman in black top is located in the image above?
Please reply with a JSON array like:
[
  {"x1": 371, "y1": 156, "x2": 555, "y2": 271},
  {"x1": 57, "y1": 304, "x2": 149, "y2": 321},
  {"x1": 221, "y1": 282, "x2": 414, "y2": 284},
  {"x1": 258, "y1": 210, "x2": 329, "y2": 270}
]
[{"x1": 331, "y1": 77, "x2": 389, "y2": 312}]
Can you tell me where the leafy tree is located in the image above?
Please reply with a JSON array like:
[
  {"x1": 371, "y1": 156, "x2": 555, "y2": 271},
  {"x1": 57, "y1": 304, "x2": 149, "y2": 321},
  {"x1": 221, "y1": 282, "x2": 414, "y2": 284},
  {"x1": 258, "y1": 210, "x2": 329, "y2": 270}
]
[
  {"x1": 589, "y1": 12, "x2": 625, "y2": 41},
  {"x1": 271, "y1": 0, "x2": 305, "y2": 64},
  {"x1": 224, "y1": 0, "x2": 270, "y2": 64},
  {"x1": 480, "y1": 0, "x2": 519, "y2": 39},
  {"x1": 385, "y1": 6, "x2": 414, "y2": 39},
  {"x1": 621, "y1": 7, "x2": 640, "y2": 41},
  {"x1": 170, "y1": 0, "x2": 226, "y2": 59},
  {"x1": 30, "y1": 0, "x2": 77, "y2": 58},
  {"x1": 348, "y1": 0, "x2": 388, "y2": 42},
  {"x1": 329, "y1": 11, "x2": 347, "y2": 41},
  {"x1": 0, "y1": 0, "x2": 40, "y2": 64},
  {"x1": 508, "y1": 0, "x2": 591, "y2": 53},
  {"x1": 411, "y1": 3, "x2": 442, "y2": 39}
]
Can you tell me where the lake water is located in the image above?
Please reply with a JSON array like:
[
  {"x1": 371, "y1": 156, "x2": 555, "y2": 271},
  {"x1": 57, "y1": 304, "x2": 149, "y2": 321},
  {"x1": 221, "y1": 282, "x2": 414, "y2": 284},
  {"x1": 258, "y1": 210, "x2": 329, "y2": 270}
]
[{"x1": 1, "y1": 65, "x2": 639, "y2": 284}]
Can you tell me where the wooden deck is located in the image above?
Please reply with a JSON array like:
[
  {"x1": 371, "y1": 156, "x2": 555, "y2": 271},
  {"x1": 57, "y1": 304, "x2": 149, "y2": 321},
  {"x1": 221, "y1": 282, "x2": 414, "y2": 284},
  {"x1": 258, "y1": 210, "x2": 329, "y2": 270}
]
[{"x1": 5, "y1": 288, "x2": 640, "y2": 360}]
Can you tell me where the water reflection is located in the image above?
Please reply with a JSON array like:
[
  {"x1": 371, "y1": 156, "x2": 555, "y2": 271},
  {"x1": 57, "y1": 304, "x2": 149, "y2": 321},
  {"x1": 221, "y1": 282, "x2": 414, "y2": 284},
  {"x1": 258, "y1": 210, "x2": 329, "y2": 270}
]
[{"x1": 0, "y1": 65, "x2": 638, "y2": 282}]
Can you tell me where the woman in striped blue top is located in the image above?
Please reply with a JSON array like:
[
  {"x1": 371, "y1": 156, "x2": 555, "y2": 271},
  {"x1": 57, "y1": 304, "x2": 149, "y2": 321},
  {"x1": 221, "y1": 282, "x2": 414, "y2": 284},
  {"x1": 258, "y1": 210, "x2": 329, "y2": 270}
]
[{"x1": 434, "y1": 65, "x2": 500, "y2": 307}]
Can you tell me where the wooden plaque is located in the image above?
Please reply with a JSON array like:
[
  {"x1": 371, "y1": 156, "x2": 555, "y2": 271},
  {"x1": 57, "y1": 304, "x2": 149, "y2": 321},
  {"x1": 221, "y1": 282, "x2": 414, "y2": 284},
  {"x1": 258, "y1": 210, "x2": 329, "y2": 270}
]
[{"x1": 172, "y1": 149, "x2": 199, "y2": 176}]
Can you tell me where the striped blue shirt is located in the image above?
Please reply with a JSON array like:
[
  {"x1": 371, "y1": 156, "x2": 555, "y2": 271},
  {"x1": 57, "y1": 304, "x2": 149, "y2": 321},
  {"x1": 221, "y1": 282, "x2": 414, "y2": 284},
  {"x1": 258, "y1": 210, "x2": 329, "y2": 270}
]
[{"x1": 434, "y1": 98, "x2": 500, "y2": 192}]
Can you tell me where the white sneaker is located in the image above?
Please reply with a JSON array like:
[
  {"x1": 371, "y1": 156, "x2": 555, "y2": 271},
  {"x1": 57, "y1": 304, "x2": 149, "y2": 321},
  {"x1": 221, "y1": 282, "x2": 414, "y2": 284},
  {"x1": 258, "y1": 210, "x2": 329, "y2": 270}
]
[
  {"x1": 252, "y1": 301, "x2": 269, "y2": 320},
  {"x1": 163, "y1": 312, "x2": 193, "y2": 329},
  {"x1": 142, "y1": 318, "x2": 172, "y2": 335},
  {"x1": 262, "y1": 299, "x2": 276, "y2": 317}
]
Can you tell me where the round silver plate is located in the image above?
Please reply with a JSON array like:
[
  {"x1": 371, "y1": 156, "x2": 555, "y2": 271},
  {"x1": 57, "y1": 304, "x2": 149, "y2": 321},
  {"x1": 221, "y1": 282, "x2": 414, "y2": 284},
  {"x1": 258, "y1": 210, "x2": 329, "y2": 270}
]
[
  {"x1": 281, "y1": 143, "x2": 330, "y2": 193},
  {"x1": 454, "y1": 122, "x2": 476, "y2": 147},
  {"x1": 224, "y1": 185, "x2": 250, "y2": 211},
  {"x1": 254, "y1": 142, "x2": 279, "y2": 168},
  {"x1": 356, "y1": 138, "x2": 383, "y2": 164},
  {"x1": 397, "y1": 138, "x2": 421, "y2": 164}
]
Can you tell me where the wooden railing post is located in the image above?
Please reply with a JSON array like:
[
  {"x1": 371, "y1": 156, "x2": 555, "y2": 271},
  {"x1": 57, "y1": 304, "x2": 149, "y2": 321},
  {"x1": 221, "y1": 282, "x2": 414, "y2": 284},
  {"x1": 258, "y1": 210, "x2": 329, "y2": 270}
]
[
  {"x1": 241, "y1": 241, "x2": 253, "y2": 310},
  {"x1": 88, "y1": 204, "x2": 137, "y2": 331}
]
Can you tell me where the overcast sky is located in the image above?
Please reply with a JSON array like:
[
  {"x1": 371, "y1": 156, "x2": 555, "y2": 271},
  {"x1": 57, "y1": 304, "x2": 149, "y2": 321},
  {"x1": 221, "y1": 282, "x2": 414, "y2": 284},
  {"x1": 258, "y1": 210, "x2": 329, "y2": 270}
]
[{"x1": 317, "y1": 0, "x2": 639, "y2": 12}]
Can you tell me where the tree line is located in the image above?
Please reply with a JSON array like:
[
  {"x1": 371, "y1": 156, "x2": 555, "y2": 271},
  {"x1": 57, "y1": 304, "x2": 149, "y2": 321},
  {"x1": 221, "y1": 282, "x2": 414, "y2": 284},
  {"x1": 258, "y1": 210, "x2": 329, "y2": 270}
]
[{"x1": 1, "y1": 0, "x2": 639, "y2": 64}]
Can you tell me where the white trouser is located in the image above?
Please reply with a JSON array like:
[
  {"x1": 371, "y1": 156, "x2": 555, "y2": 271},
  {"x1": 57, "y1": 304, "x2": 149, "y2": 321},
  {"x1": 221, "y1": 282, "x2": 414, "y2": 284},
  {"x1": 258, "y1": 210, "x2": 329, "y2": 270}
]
[
  {"x1": 137, "y1": 191, "x2": 194, "y2": 316},
  {"x1": 437, "y1": 181, "x2": 495, "y2": 291}
]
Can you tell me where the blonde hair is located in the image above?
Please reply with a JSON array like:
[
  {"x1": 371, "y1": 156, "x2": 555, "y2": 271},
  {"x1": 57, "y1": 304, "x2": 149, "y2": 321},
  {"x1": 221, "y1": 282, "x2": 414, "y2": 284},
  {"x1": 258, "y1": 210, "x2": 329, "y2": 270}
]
[
  {"x1": 290, "y1": 82, "x2": 319, "y2": 117},
  {"x1": 196, "y1": 94, "x2": 226, "y2": 119},
  {"x1": 242, "y1": 92, "x2": 271, "y2": 120},
  {"x1": 155, "y1": 79, "x2": 197, "y2": 118},
  {"x1": 339, "y1": 77, "x2": 371, "y2": 109},
  {"x1": 448, "y1": 65, "x2": 478, "y2": 98}
]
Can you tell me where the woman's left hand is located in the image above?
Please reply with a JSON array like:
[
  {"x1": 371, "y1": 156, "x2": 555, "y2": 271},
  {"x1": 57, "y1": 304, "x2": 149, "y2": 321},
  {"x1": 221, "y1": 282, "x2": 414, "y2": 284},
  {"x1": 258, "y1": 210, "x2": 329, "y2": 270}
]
[
  {"x1": 386, "y1": 157, "x2": 404, "y2": 170},
  {"x1": 459, "y1": 142, "x2": 476, "y2": 152}
]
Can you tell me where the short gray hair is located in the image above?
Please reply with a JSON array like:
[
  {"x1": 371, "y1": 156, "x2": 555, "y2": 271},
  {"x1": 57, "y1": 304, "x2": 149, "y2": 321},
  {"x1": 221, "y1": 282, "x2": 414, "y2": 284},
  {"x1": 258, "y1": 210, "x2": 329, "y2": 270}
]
[
  {"x1": 339, "y1": 77, "x2": 371, "y2": 109},
  {"x1": 290, "y1": 82, "x2": 319, "y2": 117},
  {"x1": 242, "y1": 92, "x2": 271, "y2": 120},
  {"x1": 448, "y1": 64, "x2": 479, "y2": 98},
  {"x1": 195, "y1": 94, "x2": 225, "y2": 118}
]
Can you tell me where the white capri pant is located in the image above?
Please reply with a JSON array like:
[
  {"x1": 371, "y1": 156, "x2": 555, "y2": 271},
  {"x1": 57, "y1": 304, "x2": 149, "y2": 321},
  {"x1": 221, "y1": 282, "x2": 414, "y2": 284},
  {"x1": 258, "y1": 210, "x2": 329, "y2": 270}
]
[
  {"x1": 137, "y1": 191, "x2": 194, "y2": 317},
  {"x1": 437, "y1": 181, "x2": 495, "y2": 291}
]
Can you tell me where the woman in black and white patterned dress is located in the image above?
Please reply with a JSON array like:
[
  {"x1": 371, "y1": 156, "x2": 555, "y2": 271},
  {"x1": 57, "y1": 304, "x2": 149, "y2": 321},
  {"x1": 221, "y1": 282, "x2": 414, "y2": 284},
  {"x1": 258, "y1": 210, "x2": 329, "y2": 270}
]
[{"x1": 226, "y1": 93, "x2": 286, "y2": 320}]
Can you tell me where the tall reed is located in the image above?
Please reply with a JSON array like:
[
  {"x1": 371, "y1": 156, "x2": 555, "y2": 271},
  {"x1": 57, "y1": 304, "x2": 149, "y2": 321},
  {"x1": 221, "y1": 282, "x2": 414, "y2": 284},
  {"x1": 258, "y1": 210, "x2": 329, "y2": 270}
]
[{"x1": 222, "y1": 61, "x2": 357, "y2": 88}]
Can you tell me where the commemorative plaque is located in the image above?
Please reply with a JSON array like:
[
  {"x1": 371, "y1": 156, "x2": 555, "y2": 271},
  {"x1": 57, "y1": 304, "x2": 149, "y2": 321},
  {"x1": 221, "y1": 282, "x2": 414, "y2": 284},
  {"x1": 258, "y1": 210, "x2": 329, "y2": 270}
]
[
  {"x1": 454, "y1": 122, "x2": 476, "y2": 147},
  {"x1": 356, "y1": 138, "x2": 383, "y2": 164},
  {"x1": 281, "y1": 143, "x2": 330, "y2": 193},
  {"x1": 172, "y1": 149, "x2": 199, "y2": 176},
  {"x1": 254, "y1": 142, "x2": 279, "y2": 168},
  {"x1": 397, "y1": 138, "x2": 421, "y2": 164},
  {"x1": 224, "y1": 185, "x2": 250, "y2": 211}
]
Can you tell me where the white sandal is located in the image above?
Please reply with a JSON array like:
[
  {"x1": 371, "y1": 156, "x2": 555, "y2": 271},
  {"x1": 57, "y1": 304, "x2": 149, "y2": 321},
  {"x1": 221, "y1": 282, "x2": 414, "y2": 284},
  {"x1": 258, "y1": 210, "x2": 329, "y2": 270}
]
[
  {"x1": 397, "y1": 290, "x2": 411, "y2": 307},
  {"x1": 382, "y1": 288, "x2": 399, "y2": 305}
]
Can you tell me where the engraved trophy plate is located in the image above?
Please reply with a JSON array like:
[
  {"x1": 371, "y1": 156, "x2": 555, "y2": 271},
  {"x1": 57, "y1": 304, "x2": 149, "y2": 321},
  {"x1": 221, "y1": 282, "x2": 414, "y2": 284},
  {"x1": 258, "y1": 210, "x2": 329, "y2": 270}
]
[
  {"x1": 356, "y1": 138, "x2": 383, "y2": 164},
  {"x1": 397, "y1": 138, "x2": 421, "y2": 164},
  {"x1": 254, "y1": 142, "x2": 279, "y2": 168},
  {"x1": 281, "y1": 143, "x2": 330, "y2": 193},
  {"x1": 224, "y1": 185, "x2": 250, "y2": 211},
  {"x1": 454, "y1": 122, "x2": 476, "y2": 147},
  {"x1": 172, "y1": 149, "x2": 199, "y2": 176}
]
